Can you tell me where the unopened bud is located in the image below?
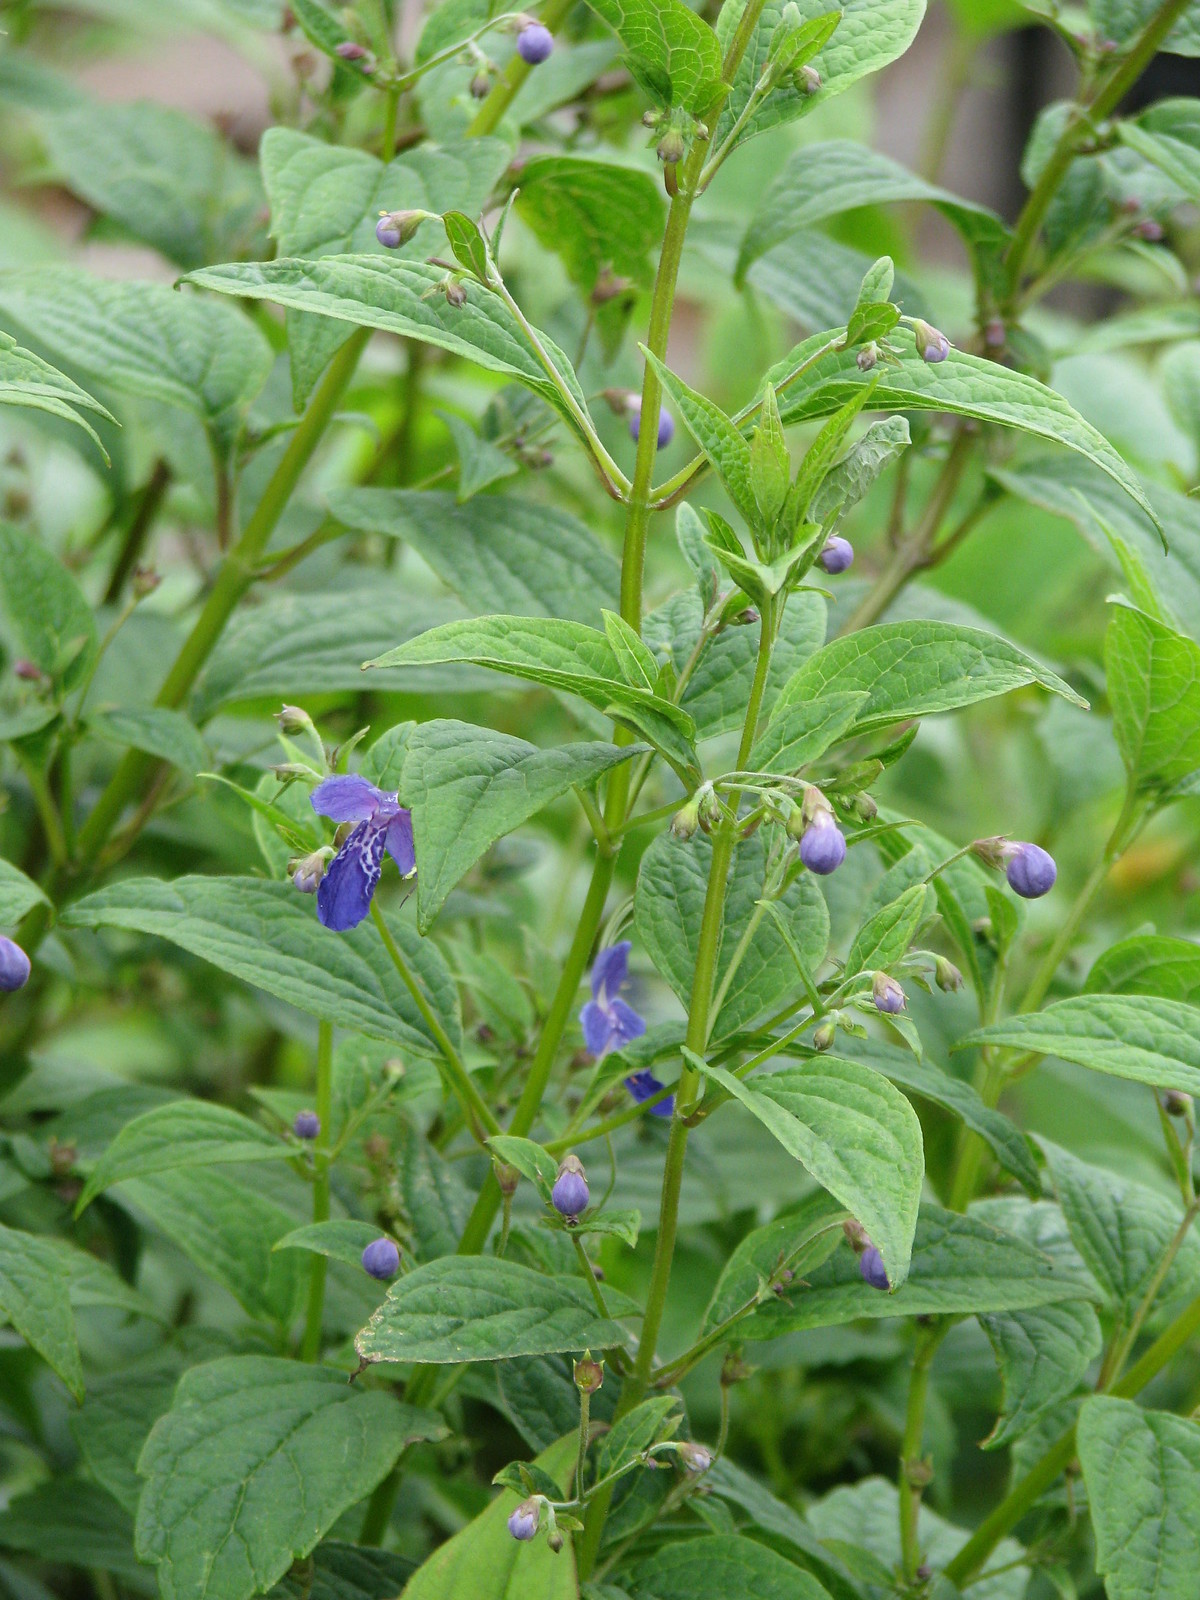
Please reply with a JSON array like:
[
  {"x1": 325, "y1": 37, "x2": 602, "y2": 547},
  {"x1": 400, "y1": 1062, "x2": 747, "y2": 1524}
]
[
  {"x1": 375, "y1": 209, "x2": 430, "y2": 249},
  {"x1": 812, "y1": 1019, "x2": 836, "y2": 1052},
  {"x1": 677, "y1": 1441, "x2": 713, "y2": 1473},
  {"x1": 277, "y1": 704, "x2": 314, "y2": 735},
  {"x1": 470, "y1": 68, "x2": 492, "y2": 98},
  {"x1": 656, "y1": 128, "x2": 686, "y2": 165},
  {"x1": 935, "y1": 956, "x2": 963, "y2": 993},
  {"x1": 444, "y1": 280, "x2": 467, "y2": 308},
  {"x1": 732, "y1": 606, "x2": 759, "y2": 625},
  {"x1": 289, "y1": 851, "x2": 327, "y2": 894},
  {"x1": 495, "y1": 1161, "x2": 520, "y2": 1196},
  {"x1": 1136, "y1": 217, "x2": 1164, "y2": 241},
  {"x1": 912, "y1": 318, "x2": 951, "y2": 363},
  {"x1": 12, "y1": 658, "x2": 43, "y2": 681},
  {"x1": 132, "y1": 565, "x2": 161, "y2": 597},
  {"x1": 872, "y1": 972, "x2": 906, "y2": 1014},
  {"x1": 721, "y1": 1352, "x2": 751, "y2": 1386},
  {"x1": 1164, "y1": 1090, "x2": 1193, "y2": 1118},
  {"x1": 984, "y1": 317, "x2": 1006, "y2": 349},
  {"x1": 793, "y1": 63, "x2": 820, "y2": 94},
  {"x1": 547, "y1": 1530, "x2": 564, "y2": 1554},
  {"x1": 335, "y1": 40, "x2": 368, "y2": 60},
  {"x1": 696, "y1": 783, "x2": 721, "y2": 833},
  {"x1": 843, "y1": 1217, "x2": 869, "y2": 1252},
  {"x1": 591, "y1": 270, "x2": 631, "y2": 305},
  {"x1": 851, "y1": 791, "x2": 877, "y2": 823},
  {"x1": 507, "y1": 1497, "x2": 540, "y2": 1542},
  {"x1": 551, "y1": 1153, "x2": 589, "y2": 1220},
  {"x1": 856, "y1": 342, "x2": 878, "y2": 371},
  {"x1": 672, "y1": 796, "x2": 701, "y2": 840},
  {"x1": 574, "y1": 1352, "x2": 604, "y2": 1393},
  {"x1": 642, "y1": 108, "x2": 664, "y2": 128}
]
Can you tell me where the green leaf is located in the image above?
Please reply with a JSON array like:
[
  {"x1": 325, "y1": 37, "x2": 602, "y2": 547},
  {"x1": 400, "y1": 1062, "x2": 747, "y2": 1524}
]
[
  {"x1": 398, "y1": 718, "x2": 642, "y2": 929},
  {"x1": 364, "y1": 614, "x2": 697, "y2": 773},
  {"x1": 191, "y1": 588, "x2": 479, "y2": 718},
  {"x1": 62, "y1": 877, "x2": 462, "y2": 1060},
  {"x1": 844, "y1": 885, "x2": 928, "y2": 979},
  {"x1": 792, "y1": 384, "x2": 880, "y2": 523},
  {"x1": 634, "y1": 1534, "x2": 835, "y2": 1600},
  {"x1": 273, "y1": 1219, "x2": 393, "y2": 1271},
  {"x1": 135, "y1": 1356, "x2": 440, "y2": 1600},
  {"x1": 268, "y1": 1542, "x2": 415, "y2": 1600},
  {"x1": 77, "y1": 1100, "x2": 292, "y2": 1210},
  {"x1": 750, "y1": 690, "x2": 868, "y2": 774},
  {"x1": 595, "y1": 1395, "x2": 681, "y2": 1480},
  {"x1": 403, "y1": 1434, "x2": 578, "y2": 1600},
  {"x1": 715, "y1": 0, "x2": 925, "y2": 148},
  {"x1": 0, "y1": 330, "x2": 113, "y2": 454},
  {"x1": 1118, "y1": 100, "x2": 1200, "y2": 200},
  {"x1": 88, "y1": 706, "x2": 208, "y2": 774},
  {"x1": 0, "y1": 269, "x2": 272, "y2": 466},
  {"x1": 438, "y1": 409, "x2": 520, "y2": 500},
  {"x1": 0, "y1": 522, "x2": 97, "y2": 693},
  {"x1": 259, "y1": 128, "x2": 508, "y2": 403},
  {"x1": 773, "y1": 338, "x2": 1162, "y2": 535},
  {"x1": 184, "y1": 255, "x2": 593, "y2": 444},
  {"x1": 38, "y1": 99, "x2": 265, "y2": 271},
  {"x1": 329, "y1": 489, "x2": 620, "y2": 623},
  {"x1": 1091, "y1": 0, "x2": 1200, "y2": 55},
  {"x1": 0, "y1": 1479, "x2": 143, "y2": 1580},
  {"x1": 290, "y1": 0, "x2": 351, "y2": 55},
  {"x1": 354, "y1": 1256, "x2": 637, "y2": 1364},
  {"x1": 1086, "y1": 934, "x2": 1200, "y2": 1002},
  {"x1": 643, "y1": 353, "x2": 759, "y2": 526},
  {"x1": 1078, "y1": 1397, "x2": 1200, "y2": 1600},
  {"x1": 737, "y1": 1204, "x2": 1093, "y2": 1337},
  {"x1": 1042, "y1": 1142, "x2": 1200, "y2": 1320},
  {"x1": 0, "y1": 1222, "x2": 82, "y2": 1400},
  {"x1": 0, "y1": 857, "x2": 49, "y2": 928},
  {"x1": 694, "y1": 1056, "x2": 923, "y2": 1288},
  {"x1": 736, "y1": 139, "x2": 1006, "y2": 285},
  {"x1": 980, "y1": 1302, "x2": 1102, "y2": 1451},
  {"x1": 584, "y1": 0, "x2": 725, "y2": 115},
  {"x1": 675, "y1": 501, "x2": 721, "y2": 600},
  {"x1": 1105, "y1": 598, "x2": 1200, "y2": 791},
  {"x1": 702, "y1": 1193, "x2": 846, "y2": 1332},
  {"x1": 772, "y1": 619, "x2": 1085, "y2": 738},
  {"x1": 958, "y1": 995, "x2": 1200, "y2": 1096},
  {"x1": 487, "y1": 1134, "x2": 559, "y2": 1193},
  {"x1": 515, "y1": 155, "x2": 665, "y2": 294},
  {"x1": 121, "y1": 1169, "x2": 304, "y2": 1324},
  {"x1": 634, "y1": 830, "x2": 828, "y2": 1039}
]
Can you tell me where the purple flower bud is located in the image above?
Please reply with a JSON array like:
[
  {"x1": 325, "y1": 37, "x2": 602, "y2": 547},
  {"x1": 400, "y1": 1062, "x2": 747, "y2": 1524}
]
[
  {"x1": 0, "y1": 936, "x2": 31, "y2": 992},
  {"x1": 293, "y1": 1109, "x2": 320, "y2": 1139},
  {"x1": 335, "y1": 40, "x2": 368, "y2": 60},
  {"x1": 375, "y1": 210, "x2": 428, "y2": 250},
  {"x1": 984, "y1": 318, "x2": 1006, "y2": 349},
  {"x1": 856, "y1": 343, "x2": 878, "y2": 372},
  {"x1": 376, "y1": 217, "x2": 403, "y2": 249},
  {"x1": 1136, "y1": 218, "x2": 1164, "y2": 242},
  {"x1": 912, "y1": 319, "x2": 951, "y2": 363},
  {"x1": 859, "y1": 1245, "x2": 890, "y2": 1290},
  {"x1": 445, "y1": 280, "x2": 467, "y2": 308},
  {"x1": 812, "y1": 1019, "x2": 836, "y2": 1052},
  {"x1": 817, "y1": 536, "x2": 854, "y2": 575},
  {"x1": 872, "y1": 972, "x2": 906, "y2": 1014},
  {"x1": 794, "y1": 64, "x2": 820, "y2": 94},
  {"x1": 508, "y1": 1498, "x2": 540, "y2": 1541},
  {"x1": 516, "y1": 23, "x2": 553, "y2": 63},
  {"x1": 361, "y1": 1237, "x2": 400, "y2": 1279},
  {"x1": 12, "y1": 658, "x2": 42, "y2": 682},
  {"x1": 628, "y1": 397, "x2": 674, "y2": 449},
  {"x1": 290, "y1": 852, "x2": 326, "y2": 894},
  {"x1": 678, "y1": 1441, "x2": 713, "y2": 1473},
  {"x1": 799, "y1": 812, "x2": 846, "y2": 876},
  {"x1": 1005, "y1": 842, "x2": 1056, "y2": 899},
  {"x1": 551, "y1": 1154, "x2": 589, "y2": 1219}
]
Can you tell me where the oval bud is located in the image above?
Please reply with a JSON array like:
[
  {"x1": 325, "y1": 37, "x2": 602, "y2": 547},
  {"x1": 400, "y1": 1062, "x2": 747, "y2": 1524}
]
[
  {"x1": 678, "y1": 1441, "x2": 714, "y2": 1473},
  {"x1": 12, "y1": 658, "x2": 42, "y2": 682},
  {"x1": 361, "y1": 1236, "x2": 401, "y2": 1279},
  {"x1": 935, "y1": 956, "x2": 964, "y2": 993},
  {"x1": 1164, "y1": 1089, "x2": 1193, "y2": 1118},
  {"x1": 507, "y1": 1498, "x2": 540, "y2": 1541},
  {"x1": 0, "y1": 936, "x2": 31, "y2": 993},
  {"x1": 470, "y1": 68, "x2": 492, "y2": 98},
  {"x1": 856, "y1": 343, "x2": 878, "y2": 372},
  {"x1": 984, "y1": 318, "x2": 1006, "y2": 349},
  {"x1": 817, "y1": 535, "x2": 854, "y2": 575},
  {"x1": 547, "y1": 1530, "x2": 564, "y2": 1554},
  {"x1": 551, "y1": 1153, "x2": 589, "y2": 1220},
  {"x1": 495, "y1": 1161, "x2": 520, "y2": 1197},
  {"x1": 290, "y1": 851, "x2": 327, "y2": 894},
  {"x1": 376, "y1": 209, "x2": 429, "y2": 250},
  {"x1": 671, "y1": 797, "x2": 701, "y2": 840},
  {"x1": 293, "y1": 1109, "x2": 320, "y2": 1139},
  {"x1": 799, "y1": 812, "x2": 847, "y2": 876},
  {"x1": 912, "y1": 318, "x2": 951, "y2": 363},
  {"x1": 1004, "y1": 842, "x2": 1057, "y2": 899},
  {"x1": 516, "y1": 23, "x2": 554, "y2": 63},
  {"x1": 335, "y1": 40, "x2": 368, "y2": 60},
  {"x1": 872, "y1": 971, "x2": 906, "y2": 1014},
  {"x1": 574, "y1": 1353, "x2": 604, "y2": 1393},
  {"x1": 132, "y1": 565, "x2": 161, "y2": 597},
  {"x1": 627, "y1": 395, "x2": 675, "y2": 450},
  {"x1": 812, "y1": 1019, "x2": 836, "y2": 1052},
  {"x1": 445, "y1": 280, "x2": 467, "y2": 308},
  {"x1": 656, "y1": 128, "x2": 686, "y2": 165},
  {"x1": 276, "y1": 704, "x2": 313, "y2": 735},
  {"x1": 859, "y1": 1244, "x2": 890, "y2": 1291},
  {"x1": 794, "y1": 63, "x2": 820, "y2": 94},
  {"x1": 1136, "y1": 217, "x2": 1164, "y2": 242}
]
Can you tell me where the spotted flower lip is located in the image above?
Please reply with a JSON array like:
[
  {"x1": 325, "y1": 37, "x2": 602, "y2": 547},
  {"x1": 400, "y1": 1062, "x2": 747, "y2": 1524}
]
[{"x1": 310, "y1": 774, "x2": 414, "y2": 933}]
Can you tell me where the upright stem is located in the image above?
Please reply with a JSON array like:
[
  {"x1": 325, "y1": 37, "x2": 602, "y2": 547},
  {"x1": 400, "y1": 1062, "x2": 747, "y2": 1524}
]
[
  {"x1": 899, "y1": 1324, "x2": 945, "y2": 1581},
  {"x1": 103, "y1": 459, "x2": 171, "y2": 604},
  {"x1": 300, "y1": 1021, "x2": 334, "y2": 1362},
  {"x1": 1101, "y1": 1199, "x2": 1200, "y2": 1388},
  {"x1": 71, "y1": 330, "x2": 369, "y2": 876}
]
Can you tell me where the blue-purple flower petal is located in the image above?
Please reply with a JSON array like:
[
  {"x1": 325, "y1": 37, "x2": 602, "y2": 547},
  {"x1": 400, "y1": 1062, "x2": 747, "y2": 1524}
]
[
  {"x1": 311, "y1": 773, "x2": 386, "y2": 823},
  {"x1": 608, "y1": 996, "x2": 647, "y2": 1047},
  {"x1": 625, "y1": 1070, "x2": 673, "y2": 1117},
  {"x1": 581, "y1": 999, "x2": 614, "y2": 1057},
  {"x1": 591, "y1": 940, "x2": 630, "y2": 1002},
  {"x1": 384, "y1": 809, "x2": 415, "y2": 876},
  {"x1": 317, "y1": 819, "x2": 385, "y2": 930}
]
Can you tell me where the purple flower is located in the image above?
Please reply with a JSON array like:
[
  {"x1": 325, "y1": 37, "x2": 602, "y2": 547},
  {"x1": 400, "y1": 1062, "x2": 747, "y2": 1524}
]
[
  {"x1": 293, "y1": 1110, "x2": 320, "y2": 1140},
  {"x1": 799, "y1": 812, "x2": 846, "y2": 876},
  {"x1": 552, "y1": 1154, "x2": 589, "y2": 1219},
  {"x1": 581, "y1": 942, "x2": 646, "y2": 1058},
  {"x1": 310, "y1": 774, "x2": 414, "y2": 933},
  {"x1": 872, "y1": 972, "x2": 906, "y2": 1014},
  {"x1": 628, "y1": 397, "x2": 674, "y2": 449},
  {"x1": 362, "y1": 1237, "x2": 400, "y2": 1280},
  {"x1": 859, "y1": 1245, "x2": 890, "y2": 1291},
  {"x1": 817, "y1": 536, "x2": 853, "y2": 575},
  {"x1": 626, "y1": 1069, "x2": 674, "y2": 1118},
  {"x1": 1005, "y1": 842, "x2": 1056, "y2": 899},
  {"x1": 508, "y1": 1498, "x2": 540, "y2": 1541},
  {"x1": 0, "y1": 937, "x2": 31, "y2": 993},
  {"x1": 913, "y1": 319, "x2": 950, "y2": 363},
  {"x1": 516, "y1": 22, "x2": 554, "y2": 63}
]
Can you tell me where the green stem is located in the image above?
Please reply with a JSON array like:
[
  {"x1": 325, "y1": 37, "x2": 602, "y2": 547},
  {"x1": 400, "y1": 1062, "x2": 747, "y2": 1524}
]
[
  {"x1": 103, "y1": 458, "x2": 171, "y2": 605},
  {"x1": 359, "y1": 1461, "x2": 404, "y2": 1546},
  {"x1": 899, "y1": 1324, "x2": 945, "y2": 1582},
  {"x1": 71, "y1": 330, "x2": 369, "y2": 876},
  {"x1": 576, "y1": 1388, "x2": 592, "y2": 1510},
  {"x1": 1001, "y1": 0, "x2": 1192, "y2": 306},
  {"x1": 300, "y1": 1021, "x2": 334, "y2": 1362},
  {"x1": 369, "y1": 899, "x2": 500, "y2": 1139},
  {"x1": 1101, "y1": 1199, "x2": 1200, "y2": 1389},
  {"x1": 945, "y1": 1284, "x2": 1200, "y2": 1587}
]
